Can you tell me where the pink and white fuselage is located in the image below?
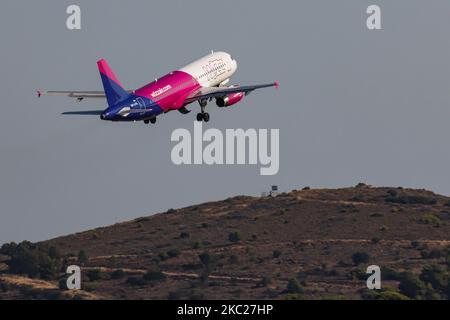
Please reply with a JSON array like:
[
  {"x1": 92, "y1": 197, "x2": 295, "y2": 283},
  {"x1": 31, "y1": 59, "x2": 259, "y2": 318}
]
[
  {"x1": 39, "y1": 51, "x2": 277, "y2": 123},
  {"x1": 134, "y1": 51, "x2": 240, "y2": 113}
]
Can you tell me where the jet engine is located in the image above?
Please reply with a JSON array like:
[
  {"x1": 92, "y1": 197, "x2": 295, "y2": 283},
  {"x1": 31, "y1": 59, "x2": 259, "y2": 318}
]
[{"x1": 216, "y1": 92, "x2": 245, "y2": 107}]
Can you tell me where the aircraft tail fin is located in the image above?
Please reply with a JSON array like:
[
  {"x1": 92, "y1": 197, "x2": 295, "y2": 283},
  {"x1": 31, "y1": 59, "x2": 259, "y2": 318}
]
[{"x1": 97, "y1": 59, "x2": 130, "y2": 107}]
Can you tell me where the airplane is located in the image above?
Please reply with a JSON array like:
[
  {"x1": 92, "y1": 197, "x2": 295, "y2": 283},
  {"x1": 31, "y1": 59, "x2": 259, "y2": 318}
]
[{"x1": 37, "y1": 51, "x2": 278, "y2": 124}]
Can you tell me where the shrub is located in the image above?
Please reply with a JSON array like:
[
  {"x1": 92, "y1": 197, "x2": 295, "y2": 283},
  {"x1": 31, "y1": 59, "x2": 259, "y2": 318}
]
[
  {"x1": 347, "y1": 266, "x2": 368, "y2": 281},
  {"x1": 228, "y1": 255, "x2": 238, "y2": 264},
  {"x1": 419, "y1": 214, "x2": 443, "y2": 227},
  {"x1": 179, "y1": 232, "x2": 190, "y2": 239},
  {"x1": 387, "y1": 190, "x2": 398, "y2": 197},
  {"x1": 126, "y1": 276, "x2": 146, "y2": 286},
  {"x1": 158, "y1": 252, "x2": 169, "y2": 261},
  {"x1": 381, "y1": 267, "x2": 402, "y2": 281},
  {"x1": 371, "y1": 237, "x2": 382, "y2": 244},
  {"x1": 168, "y1": 291, "x2": 182, "y2": 300},
  {"x1": 360, "y1": 288, "x2": 409, "y2": 300},
  {"x1": 352, "y1": 252, "x2": 370, "y2": 265},
  {"x1": 228, "y1": 231, "x2": 241, "y2": 243},
  {"x1": 143, "y1": 270, "x2": 167, "y2": 282},
  {"x1": 87, "y1": 269, "x2": 102, "y2": 282},
  {"x1": 111, "y1": 269, "x2": 125, "y2": 279},
  {"x1": 386, "y1": 195, "x2": 437, "y2": 205},
  {"x1": 259, "y1": 277, "x2": 272, "y2": 287},
  {"x1": 192, "y1": 241, "x2": 203, "y2": 249},
  {"x1": 370, "y1": 213, "x2": 384, "y2": 218},
  {"x1": 166, "y1": 208, "x2": 176, "y2": 214},
  {"x1": 58, "y1": 278, "x2": 68, "y2": 290},
  {"x1": 272, "y1": 250, "x2": 282, "y2": 259},
  {"x1": 199, "y1": 252, "x2": 211, "y2": 266},
  {"x1": 421, "y1": 249, "x2": 442, "y2": 259},
  {"x1": 167, "y1": 248, "x2": 181, "y2": 258},
  {"x1": 286, "y1": 278, "x2": 304, "y2": 294}
]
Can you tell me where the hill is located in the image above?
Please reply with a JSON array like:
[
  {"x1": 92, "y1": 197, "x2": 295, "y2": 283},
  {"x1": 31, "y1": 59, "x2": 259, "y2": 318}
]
[{"x1": 2, "y1": 185, "x2": 450, "y2": 299}]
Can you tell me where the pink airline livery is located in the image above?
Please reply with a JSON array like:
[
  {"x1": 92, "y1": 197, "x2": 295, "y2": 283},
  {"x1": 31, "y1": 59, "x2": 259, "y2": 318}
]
[{"x1": 38, "y1": 51, "x2": 278, "y2": 124}]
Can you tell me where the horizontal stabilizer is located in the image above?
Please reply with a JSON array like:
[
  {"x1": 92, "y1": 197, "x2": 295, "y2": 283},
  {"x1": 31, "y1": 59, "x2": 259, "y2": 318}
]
[{"x1": 62, "y1": 110, "x2": 103, "y2": 115}]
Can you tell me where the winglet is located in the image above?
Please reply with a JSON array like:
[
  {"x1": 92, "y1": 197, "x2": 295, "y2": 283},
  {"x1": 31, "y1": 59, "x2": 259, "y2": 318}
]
[
  {"x1": 37, "y1": 90, "x2": 42, "y2": 98},
  {"x1": 274, "y1": 82, "x2": 280, "y2": 89}
]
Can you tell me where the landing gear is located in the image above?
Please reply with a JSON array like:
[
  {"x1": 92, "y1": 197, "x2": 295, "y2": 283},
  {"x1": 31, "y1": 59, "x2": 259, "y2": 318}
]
[
  {"x1": 196, "y1": 112, "x2": 210, "y2": 122},
  {"x1": 197, "y1": 99, "x2": 210, "y2": 122},
  {"x1": 144, "y1": 117, "x2": 157, "y2": 124}
]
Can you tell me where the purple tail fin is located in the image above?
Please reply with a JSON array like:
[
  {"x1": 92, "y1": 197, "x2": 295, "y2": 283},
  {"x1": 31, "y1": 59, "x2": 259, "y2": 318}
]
[{"x1": 97, "y1": 59, "x2": 130, "y2": 107}]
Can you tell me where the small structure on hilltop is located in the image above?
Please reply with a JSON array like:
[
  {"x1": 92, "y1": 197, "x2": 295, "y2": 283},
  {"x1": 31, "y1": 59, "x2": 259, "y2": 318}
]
[{"x1": 261, "y1": 185, "x2": 279, "y2": 197}]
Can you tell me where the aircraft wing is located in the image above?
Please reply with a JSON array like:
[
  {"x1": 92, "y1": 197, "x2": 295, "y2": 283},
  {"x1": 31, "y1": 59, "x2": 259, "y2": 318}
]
[
  {"x1": 184, "y1": 82, "x2": 279, "y2": 105},
  {"x1": 37, "y1": 90, "x2": 134, "y2": 100}
]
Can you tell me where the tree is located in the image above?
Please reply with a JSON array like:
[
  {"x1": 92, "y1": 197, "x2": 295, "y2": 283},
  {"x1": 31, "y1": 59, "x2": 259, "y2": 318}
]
[
  {"x1": 420, "y1": 265, "x2": 449, "y2": 292},
  {"x1": 77, "y1": 250, "x2": 88, "y2": 265},
  {"x1": 8, "y1": 246, "x2": 39, "y2": 277},
  {"x1": 398, "y1": 272, "x2": 427, "y2": 299}
]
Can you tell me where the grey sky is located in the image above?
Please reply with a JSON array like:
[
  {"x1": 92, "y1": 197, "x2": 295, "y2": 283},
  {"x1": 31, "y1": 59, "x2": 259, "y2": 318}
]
[{"x1": 1, "y1": 0, "x2": 450, "y2": 244}]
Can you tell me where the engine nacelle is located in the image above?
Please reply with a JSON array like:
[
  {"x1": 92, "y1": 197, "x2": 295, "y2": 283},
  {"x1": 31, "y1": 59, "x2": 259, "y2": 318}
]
[{"x1": 216, "y1": 92, "x2": 245, "y2": 107}]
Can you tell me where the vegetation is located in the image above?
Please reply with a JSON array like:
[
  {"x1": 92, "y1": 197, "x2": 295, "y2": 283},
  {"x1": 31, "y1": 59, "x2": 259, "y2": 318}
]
[
  {"x1": 286, "y1": 278, "x2": 304, "y2": 294},
  {"x1": 198, "y1": 252, "x2": 211, "y2": 266},
  {"x1": 360, "y1": 288, "x2": 410, "y2": 300},
  {"x1": 77, "y1": 250, "x2": 88, "y2": 265},
  {"x1": 228, "y1": 231, "x2": 241, "y2": 243},
  {"x1": 259, "y1": 277, "x2": 272, "y2": 287},
  {"x1": 272, "y1": 250, "x2": 282, "y2": 259},
  {"x1": 111, "y1": 269, "x2": 125, "y2": 279},
  {"x1": 167, "y1": 248, "x2": 181, "y2": 258},
  {"x1": 126, "y1": 276, "x2": 146, "y2": 286},
  {"x1": 386, "y1": 194, "x2": 437, "y2": 205},
  {"x1": 351, "y1": 252, "x2": 370, "y2": 265},
  {"x1": 419, "y1": 214, "x2": 443, "y2": 227},
  {"x1": 86, "y1": 269, "x2": 103, "y2": 282},
  {"x1": 0, "y1": 241, "x2": 63, "y2": 280},
  {"x1": 143, "y1": 270, "x2": 167, "y2": 282}
]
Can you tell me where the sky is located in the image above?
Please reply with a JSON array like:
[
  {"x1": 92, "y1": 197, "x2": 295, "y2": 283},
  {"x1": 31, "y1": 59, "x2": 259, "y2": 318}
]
[{"x1": 1, "y1": 0, "x2": 450, "y2": 244}]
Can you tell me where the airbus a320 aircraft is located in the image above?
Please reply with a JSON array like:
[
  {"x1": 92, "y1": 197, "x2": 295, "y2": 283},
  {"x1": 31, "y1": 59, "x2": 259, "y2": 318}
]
[{"x1": 38, "y1": 51, "x2": 278, "y2": 124}]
